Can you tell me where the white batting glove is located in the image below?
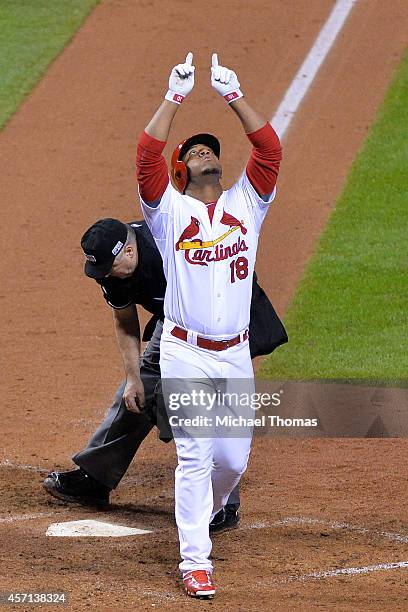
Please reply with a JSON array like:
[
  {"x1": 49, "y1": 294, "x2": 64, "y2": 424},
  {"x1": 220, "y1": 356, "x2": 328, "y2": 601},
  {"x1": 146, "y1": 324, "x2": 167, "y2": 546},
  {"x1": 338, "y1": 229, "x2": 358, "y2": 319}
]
[
  {"x1": 211, "y1": 53, "x2": 243, "y2": 103},
  {"x1": 165, "y1": 52, "x2": 195, "y2": 105}
]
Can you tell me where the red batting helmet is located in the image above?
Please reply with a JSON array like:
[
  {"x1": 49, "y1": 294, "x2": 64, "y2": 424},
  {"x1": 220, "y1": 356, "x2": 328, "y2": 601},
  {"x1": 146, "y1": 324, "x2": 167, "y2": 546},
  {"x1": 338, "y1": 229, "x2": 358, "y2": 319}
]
[{"x1": 170, "y1": 133, "x2": 221, "y2": 193}]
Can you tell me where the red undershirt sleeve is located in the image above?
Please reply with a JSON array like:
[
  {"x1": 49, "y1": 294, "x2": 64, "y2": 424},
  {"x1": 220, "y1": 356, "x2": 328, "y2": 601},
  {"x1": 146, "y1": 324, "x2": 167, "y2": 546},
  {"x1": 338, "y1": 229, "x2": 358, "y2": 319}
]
[
  {"x1": 245, "y1": 123, "x2": 282, "y2": 197},
  {"x1": 136, "y1": 131, "x2": 169, "y2": 204}
]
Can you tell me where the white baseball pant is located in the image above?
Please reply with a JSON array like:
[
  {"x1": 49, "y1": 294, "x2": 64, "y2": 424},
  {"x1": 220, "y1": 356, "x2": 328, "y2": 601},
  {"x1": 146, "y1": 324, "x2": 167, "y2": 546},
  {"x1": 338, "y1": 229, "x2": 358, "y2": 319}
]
[{"x1": 160, "y1": 319, "x2": 254, "y2": 573}]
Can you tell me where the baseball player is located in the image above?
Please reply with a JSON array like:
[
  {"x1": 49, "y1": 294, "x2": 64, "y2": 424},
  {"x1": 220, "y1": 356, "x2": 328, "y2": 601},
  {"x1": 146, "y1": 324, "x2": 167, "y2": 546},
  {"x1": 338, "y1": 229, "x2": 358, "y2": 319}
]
[
  {"x1": 136, "y1": 53, "x2": 282, "y2": 598},
  {"x1": 43, "y1": 218, "x2": 287, "y2": 534}
]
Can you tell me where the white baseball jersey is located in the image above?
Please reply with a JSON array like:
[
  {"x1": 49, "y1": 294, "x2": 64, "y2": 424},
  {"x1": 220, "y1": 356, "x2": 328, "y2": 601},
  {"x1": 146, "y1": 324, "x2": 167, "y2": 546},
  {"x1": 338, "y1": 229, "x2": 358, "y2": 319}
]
[{"x1": 140, "y1": 172, "x2": 276, "y2": 337}]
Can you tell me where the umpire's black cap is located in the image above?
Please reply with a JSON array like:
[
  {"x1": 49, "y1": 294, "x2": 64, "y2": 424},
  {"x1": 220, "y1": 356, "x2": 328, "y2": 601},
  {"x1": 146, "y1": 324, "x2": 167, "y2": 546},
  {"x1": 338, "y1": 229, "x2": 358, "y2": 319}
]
[{"x1": 81, "y1": 218, "x2": 128, "y2": 279}]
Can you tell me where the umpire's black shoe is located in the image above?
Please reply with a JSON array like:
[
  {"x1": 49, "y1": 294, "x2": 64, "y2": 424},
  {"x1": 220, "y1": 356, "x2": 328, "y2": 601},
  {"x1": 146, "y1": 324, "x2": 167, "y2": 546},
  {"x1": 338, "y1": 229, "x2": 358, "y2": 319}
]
[
  {"x1": 209, "y1": 505, "x2": 240, "y2": 534},
  {"x1": 43, "y1": 468, "x2": 111, "y2": 506}
]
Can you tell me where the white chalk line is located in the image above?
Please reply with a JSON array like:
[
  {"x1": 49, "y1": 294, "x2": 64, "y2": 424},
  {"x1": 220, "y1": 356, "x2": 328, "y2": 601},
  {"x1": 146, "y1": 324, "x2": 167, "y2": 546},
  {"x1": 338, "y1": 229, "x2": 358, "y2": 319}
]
[
  {"x1": 242, "y1": 516, "x2": 408, "y2": 587},
  {"x1": 0, "y1": 512, "x2": 54, "y2": 524},
  {"x1": 270, "y1": 516, "x2": 408, "y2": 545},
  {"x1": 233, "y1": 557, "x2": 408, "y2": 592},
  {"x1": 141, "y1": 589, "x2": 178, "y2": 601},
  {"x1": 291, "y1": 560, "x2": 408, "y2": 582},
  {"x1": 0, "y1": 458, "x2": 49, "y2": 474},
  {"x1": 272, "y1": 0, "x2": 357, "y2": 139},
  {"x1": 243, "y1": 516, "x2": 408, "y2": 545}
]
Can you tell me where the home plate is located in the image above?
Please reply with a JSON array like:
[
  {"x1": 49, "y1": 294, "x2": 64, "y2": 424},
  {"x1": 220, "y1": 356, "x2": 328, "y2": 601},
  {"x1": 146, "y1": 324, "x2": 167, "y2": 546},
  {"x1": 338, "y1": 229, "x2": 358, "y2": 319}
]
[{"x1": 46, "y1": 520, "x2": 153, "y2": 537}]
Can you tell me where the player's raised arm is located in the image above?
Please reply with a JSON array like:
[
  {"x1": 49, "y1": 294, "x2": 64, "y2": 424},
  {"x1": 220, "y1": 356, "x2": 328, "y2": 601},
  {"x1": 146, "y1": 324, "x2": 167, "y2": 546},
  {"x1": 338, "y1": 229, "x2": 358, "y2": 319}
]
[
  {"x1": 210, "y1": 53, "x2": 282, "y2": 198},
  {"x1": 210, "y1": 52, "x2": 265, "y2": 132},
  {"x1": 145, "y1": 52, "x2": 195, "y2": 140},
  {"x1": 137, "y1": 52, "x2": 195, "y2": 206}
]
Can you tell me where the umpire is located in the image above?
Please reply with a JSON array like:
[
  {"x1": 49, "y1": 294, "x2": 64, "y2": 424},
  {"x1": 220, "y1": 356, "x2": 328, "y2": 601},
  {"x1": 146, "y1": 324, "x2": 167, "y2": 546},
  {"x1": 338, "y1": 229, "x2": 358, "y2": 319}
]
[{"x1": 43, "y1": 218, "x2": 287, "y2": 532}]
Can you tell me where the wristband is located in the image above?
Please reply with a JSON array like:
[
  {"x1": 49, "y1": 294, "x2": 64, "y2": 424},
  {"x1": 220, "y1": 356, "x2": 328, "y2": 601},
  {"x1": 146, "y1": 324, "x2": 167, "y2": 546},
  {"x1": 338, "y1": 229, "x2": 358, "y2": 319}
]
[
  {"x1": 223, "y1": 89, "x2": 244, "y2": 104},
  {"x1": 165, "y1": 90, "x2": 185, "y2": 105}
]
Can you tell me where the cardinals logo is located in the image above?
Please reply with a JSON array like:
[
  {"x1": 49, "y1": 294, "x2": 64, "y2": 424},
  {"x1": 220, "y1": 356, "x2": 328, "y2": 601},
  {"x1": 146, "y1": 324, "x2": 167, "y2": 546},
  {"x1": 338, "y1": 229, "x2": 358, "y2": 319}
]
[
  {"x1": 175, "y1": 210, "x2": 248, "y2": 266},
  {"x1": 219, "y1": 210, "x2": 247, "y2": 235},
  {"x1": 175, "y1": 216, "x2": 202, "y2": 251}
]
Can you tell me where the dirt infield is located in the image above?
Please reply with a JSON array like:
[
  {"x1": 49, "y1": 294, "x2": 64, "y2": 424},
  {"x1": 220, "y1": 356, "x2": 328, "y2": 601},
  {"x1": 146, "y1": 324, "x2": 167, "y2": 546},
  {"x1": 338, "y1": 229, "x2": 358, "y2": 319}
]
[{"x1": 1, "y1": 0, "x2": 408, "y2": 609}]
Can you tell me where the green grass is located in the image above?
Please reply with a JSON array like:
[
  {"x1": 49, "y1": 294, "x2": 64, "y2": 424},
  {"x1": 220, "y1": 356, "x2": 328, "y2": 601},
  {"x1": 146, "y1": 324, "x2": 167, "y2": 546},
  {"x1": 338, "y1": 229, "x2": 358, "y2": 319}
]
[
  {"x1": 0, "y1": 0, "x2": 99, "y2": 130},
  {"x1": 260, "y1": 50, "x2": 408, "y2": 383}
]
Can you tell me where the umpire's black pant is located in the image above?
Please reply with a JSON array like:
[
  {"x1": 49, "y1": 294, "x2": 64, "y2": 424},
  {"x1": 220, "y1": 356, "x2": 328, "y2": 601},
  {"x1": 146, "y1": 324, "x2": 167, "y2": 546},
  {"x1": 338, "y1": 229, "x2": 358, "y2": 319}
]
[{"x1": 72, "y1": 320, "x2": 240, "y2": 507}]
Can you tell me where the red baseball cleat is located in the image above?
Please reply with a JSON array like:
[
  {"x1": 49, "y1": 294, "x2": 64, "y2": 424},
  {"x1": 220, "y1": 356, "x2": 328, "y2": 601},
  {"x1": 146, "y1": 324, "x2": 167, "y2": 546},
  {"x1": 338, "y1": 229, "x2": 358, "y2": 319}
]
[{"x1": 183, "y1": 570, "x2": 215, "y2": 599}]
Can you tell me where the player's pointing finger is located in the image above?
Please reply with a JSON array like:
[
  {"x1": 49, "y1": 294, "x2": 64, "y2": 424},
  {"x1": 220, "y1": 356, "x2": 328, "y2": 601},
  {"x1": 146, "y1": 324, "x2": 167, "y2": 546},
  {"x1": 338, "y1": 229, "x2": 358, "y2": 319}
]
[
  {"x1": 211, "y1": 53, "x2": 219, "y2": 69},
  {"x1": 185, "y1": 52, "x2": 193, "y2": 65}
]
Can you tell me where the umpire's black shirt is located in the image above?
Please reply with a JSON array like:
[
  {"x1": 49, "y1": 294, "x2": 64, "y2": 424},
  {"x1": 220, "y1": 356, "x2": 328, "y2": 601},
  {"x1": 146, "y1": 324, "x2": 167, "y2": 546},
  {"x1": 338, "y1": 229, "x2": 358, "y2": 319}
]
[{"x1": 96, "y1": 221, "x2": 166, "y2": 319}]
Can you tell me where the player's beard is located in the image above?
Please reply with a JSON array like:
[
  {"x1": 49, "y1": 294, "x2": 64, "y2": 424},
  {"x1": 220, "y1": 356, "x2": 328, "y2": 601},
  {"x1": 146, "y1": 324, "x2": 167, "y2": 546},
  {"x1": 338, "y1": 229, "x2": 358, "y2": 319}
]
[
  {"x1": 185, "y1": 164, "x2": 222, "y2": 188},
  {"x1": 201, "y1": 167, "x2": 221, "y2": 178}
]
